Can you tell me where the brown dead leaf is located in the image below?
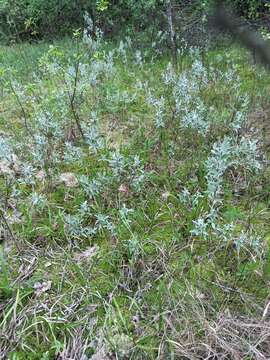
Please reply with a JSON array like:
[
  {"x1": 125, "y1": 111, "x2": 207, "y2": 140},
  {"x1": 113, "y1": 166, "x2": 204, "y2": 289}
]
[
  {"x1": 74, "y1": 245, "x2": 99, "y2": 262},
  {"x1": 161, "y1": 191, "x2": 170, "y2": 200},
  {"x1": 36, "y1": 170, "x2": 46, "y2": 182},
  {"x1": 0, "y1": 154, "x2": 21, "y2": 176},
  {"x1": 89, "y1": 330, "x2": 110, "y2": 360},
  {"x1": 11, "y1": 154, "x2": 21, "y2": 174},
  {"x1": 12, "y1": 257, "x2": 37, "y2": 285},
  {"x1": 59, "y1": 172, "x2": 79, "y2": 188},
  {"x1": 6, "y1": 209, "x2": 23, "y2": 224},
  {"x1": 118, "y1": 183, "x2": 129, "y2": 194},
  {"x1": 0, "y1": 160, "x2": 13, "y2": 176},
  {"x1": 90, "y1": 346, "x2": 109, "y2": 360},
  {"x1": 33, "y1": 280, "x2": 52, "y2": 297}
]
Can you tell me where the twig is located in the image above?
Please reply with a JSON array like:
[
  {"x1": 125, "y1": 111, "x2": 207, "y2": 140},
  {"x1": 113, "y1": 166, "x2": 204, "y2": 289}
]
[
  {"x1": 65, "y1": 39, "x2": 85, "y2": 139},
  {"x1": 8, "y1": 81, "x2": 35, "y2": 139},
  {"x1": 0, "y1": 208, "x2": 21, "y2": 252}
]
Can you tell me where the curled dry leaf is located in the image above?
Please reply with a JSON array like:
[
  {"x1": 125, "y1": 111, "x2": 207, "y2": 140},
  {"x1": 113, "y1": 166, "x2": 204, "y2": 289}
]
[
  {"x1": 89, "y1": 330, "x2": 110, "y2": 360},
  {"x1": 90, "y1": 346, "x2": 109, "y2": 360},
  {"x1": 11, "y1": 154, "x2": 21, "y2": 174},
  {"x1": 6, "y1": 209, "x2": 23, "y2": 224},
  {"x1": 35, "y1": 235, "x2": 47, "y2": 247},
  {"x1": 33, "y1": 280, "x2": 52, "y2": 297},
  {"x1": 161, "y1": 191, "x2": 170, "y2": 200},
  {"x1": 0, "y1": 154, "x2": 21, "y2": 176},
  {"x1": 0, "y1": 160, "x2": 13, "y2": 176},
  {"x1": 74, "y1": 245, "x2": 99, "y2": 262},
  {"x1": 59, "y1": 172, "x2": 79, "y2": 188},
  {"x1": 36, "y1": 170, "x2": 46, "y2": 181},
  {"x1": 13, "y1": 257, "x2": 37, "y2": 284},
  {"x1": 118, "y1": 183, "x2": 129, "y2": 194}
]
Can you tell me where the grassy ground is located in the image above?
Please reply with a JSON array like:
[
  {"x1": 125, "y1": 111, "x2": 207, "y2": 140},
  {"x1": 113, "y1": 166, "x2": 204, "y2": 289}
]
[{"x1": 0, "y1": 37, "x2": 270, "y2": 359}]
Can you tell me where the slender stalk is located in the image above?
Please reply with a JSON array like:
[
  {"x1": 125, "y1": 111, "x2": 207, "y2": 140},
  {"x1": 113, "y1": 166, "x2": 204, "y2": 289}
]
[
  {"x1": 0, "y1": 208, "x2": 21, "y2": 252},
  {"x1": 8, "y1": 81, "x2": 34, "y2": 139},
  {"x1": 166, "y1": 0, "x2": 177, "y2": 66},
  {"x1": 65, "y1": 38, "x2": 85, "y2": 139}
]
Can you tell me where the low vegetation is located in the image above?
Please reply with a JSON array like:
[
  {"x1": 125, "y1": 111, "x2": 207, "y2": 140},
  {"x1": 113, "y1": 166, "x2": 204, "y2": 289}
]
[{"x1": 0, "y1": 24, "x2": 270, "y2": 359}]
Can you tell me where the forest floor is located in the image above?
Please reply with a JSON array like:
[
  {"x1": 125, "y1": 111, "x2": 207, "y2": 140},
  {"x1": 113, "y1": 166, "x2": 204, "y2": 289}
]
[{"x1": 0, "y1": 38, "x2": 270, "y2": 359}]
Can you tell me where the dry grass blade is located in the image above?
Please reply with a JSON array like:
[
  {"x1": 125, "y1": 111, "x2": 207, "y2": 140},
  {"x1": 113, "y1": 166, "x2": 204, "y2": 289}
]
[
  {"x1": 56, "y1": 327, "x2": 90, "y2": 360},
  {"x1": 171, "y1": 305, "x2": 270, "y2": 359}
]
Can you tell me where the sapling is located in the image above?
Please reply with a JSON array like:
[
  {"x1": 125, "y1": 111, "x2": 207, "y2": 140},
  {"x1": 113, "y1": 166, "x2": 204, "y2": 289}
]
[{"x1": 64, "y1": 29, "x2": 85, "y2": 139}]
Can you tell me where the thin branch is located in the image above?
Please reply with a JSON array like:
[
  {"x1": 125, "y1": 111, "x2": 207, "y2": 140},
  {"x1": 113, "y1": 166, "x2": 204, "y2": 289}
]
[
  {"x1": 65, "y1": 55, "x2": 85, "y2": 139},
  {"x1": 0, "y1": 208, "x2": 21, "y2": 252},
  {"x1": 9, "y1": 82, "x2": 34, "y2": 139}
]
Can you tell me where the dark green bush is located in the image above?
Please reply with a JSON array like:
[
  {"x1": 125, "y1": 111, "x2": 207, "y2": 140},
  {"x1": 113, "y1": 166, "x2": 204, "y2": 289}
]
[
  {"x1": 0, "y1": 0, "x2": 269, "y2": 43},
  {"x1": 0, "y1": 0, "x2": 92, "y2": 41}
]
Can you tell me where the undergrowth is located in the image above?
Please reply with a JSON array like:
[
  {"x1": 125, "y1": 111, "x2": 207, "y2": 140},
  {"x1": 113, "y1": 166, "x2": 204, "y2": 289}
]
[{"x1": 0, "y1": 29, "x2": 270, "y2": 359}]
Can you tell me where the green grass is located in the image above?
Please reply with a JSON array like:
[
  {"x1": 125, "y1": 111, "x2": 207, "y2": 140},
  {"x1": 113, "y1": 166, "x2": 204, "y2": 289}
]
[{"x1": 0, "y1": 38, "x2": 270, "y2": 359}]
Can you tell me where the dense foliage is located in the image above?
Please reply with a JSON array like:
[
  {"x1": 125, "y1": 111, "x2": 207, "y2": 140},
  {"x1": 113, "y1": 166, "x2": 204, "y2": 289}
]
[{"x1": 0, "y1": 0, "x2": 269, "y2": 42}]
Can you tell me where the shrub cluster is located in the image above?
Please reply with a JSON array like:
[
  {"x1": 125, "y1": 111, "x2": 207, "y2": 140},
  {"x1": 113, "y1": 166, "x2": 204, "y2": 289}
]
[{"x1": 0, "y1": 0, "x2": 269, "y2": 43}]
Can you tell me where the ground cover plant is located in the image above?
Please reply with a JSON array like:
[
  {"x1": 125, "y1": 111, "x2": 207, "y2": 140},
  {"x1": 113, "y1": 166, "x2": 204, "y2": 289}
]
[{"x1": 0, "y1": 22, "x2": 270, "y2": 359}]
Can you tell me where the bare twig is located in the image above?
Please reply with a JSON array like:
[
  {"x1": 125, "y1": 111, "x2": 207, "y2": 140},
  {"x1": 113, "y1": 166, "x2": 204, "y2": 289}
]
[
  {"x1": 67, "y1": 60, "x2": 85, "y2": 139},
  {"x1": 65, "y1": 38, "x2": 85, "y2": 139},
  {"x1": 8, "y1": 81, "x2": 34, "y2": 139},
  {"x1": 0, "y1": 208, "x2": 21, "y2": 252}
]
